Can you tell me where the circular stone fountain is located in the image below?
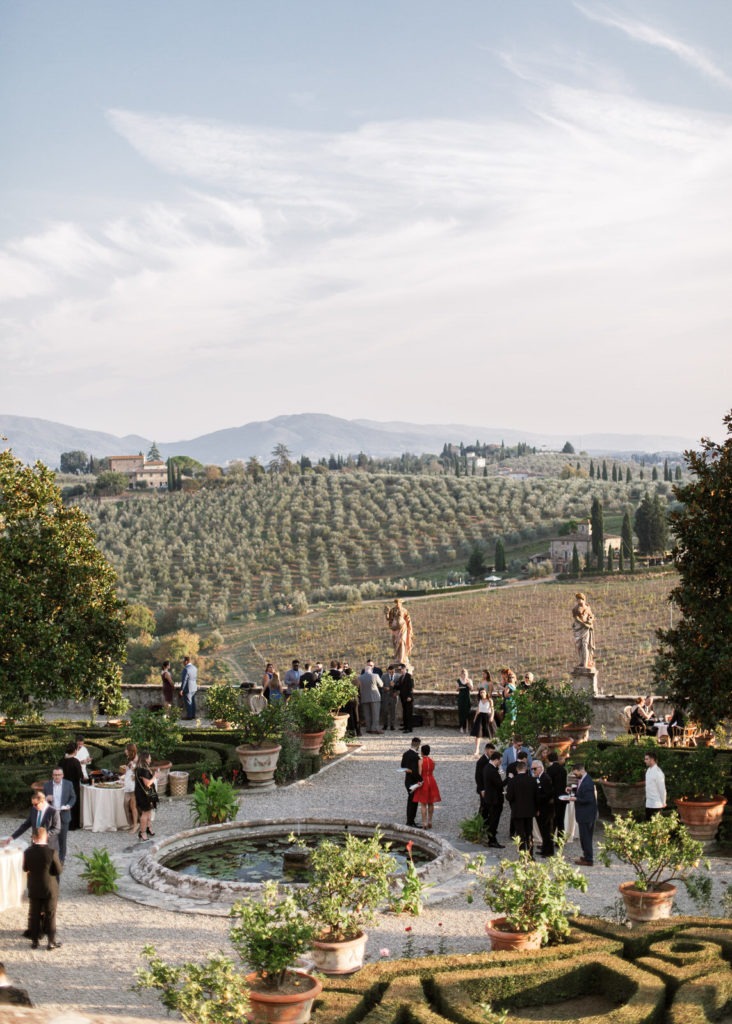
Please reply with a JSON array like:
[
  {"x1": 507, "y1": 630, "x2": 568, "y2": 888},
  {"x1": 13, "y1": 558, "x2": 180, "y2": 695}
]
[{"x1": 130, "y1": 817, "x2": 465, "y2": 908}]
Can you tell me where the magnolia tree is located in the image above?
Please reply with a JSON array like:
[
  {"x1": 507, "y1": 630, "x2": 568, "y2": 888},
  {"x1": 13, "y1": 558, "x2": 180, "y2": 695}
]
[{"x1": 0, "y1": 450, "x2": 127, "y2": 718}]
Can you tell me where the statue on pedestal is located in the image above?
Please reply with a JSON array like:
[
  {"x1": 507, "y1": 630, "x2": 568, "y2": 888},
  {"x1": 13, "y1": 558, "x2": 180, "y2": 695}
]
[
  {"x1": 384, "y1": 598, "x2": 414, "y2": 670},
  {"x1": 572, "y1": 592, "x2": 596, "y2": 669}
]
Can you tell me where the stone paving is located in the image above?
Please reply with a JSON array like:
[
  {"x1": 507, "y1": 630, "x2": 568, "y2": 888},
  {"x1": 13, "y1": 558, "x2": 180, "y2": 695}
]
[{"x1": 2, "y1": 725, "x2": 732, "y2": 1018}]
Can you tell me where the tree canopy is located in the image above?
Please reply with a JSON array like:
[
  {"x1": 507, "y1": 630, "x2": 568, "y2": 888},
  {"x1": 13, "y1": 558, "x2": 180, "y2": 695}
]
[
  {"x1": 0, "y1": 450, "x2": 127, "y2": 718},
  {"x1": 655, "y1": 411, "x2": 732, "y2": 728}
]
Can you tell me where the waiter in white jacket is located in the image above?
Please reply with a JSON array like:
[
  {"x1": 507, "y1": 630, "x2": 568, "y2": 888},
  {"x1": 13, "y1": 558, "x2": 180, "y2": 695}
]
[{"x1": 644, "y1": 751, "x2": 666, "y2": 820}]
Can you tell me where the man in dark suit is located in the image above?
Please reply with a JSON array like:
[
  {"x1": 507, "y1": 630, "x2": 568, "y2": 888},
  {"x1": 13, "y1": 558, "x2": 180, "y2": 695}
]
[
  {"x1": 4, "y1": 792, "x2": 61, "y2": 852},
  {"x1": 397, "y1": 663, "x2": 415, "y2": 733},
  {"x1": 532, "y1": 760, "x2": 556, "y2": 857},
  {"x1": 546, "y1": 752, "x2": 568, "y2": 838},
  {"x1": 43, "y1": 767, "x2": 76, "y2": 863},
  {"x1": 571, "y1": 763, "x2": 598, "y2": 867},
  {"x1": 506, "y1": 761, "x2": 537, "y2": 855},
  {"x1": 400, "y1": 736, "x2": 422, "y2": 827},
  {"x1": 480, "y1": 750, "x2": 505, "y2": 848},
  {"x1": 475, "y1": 742, "x2": 496, "y2": 800},
  {"x1": 22, "y1": 827, "x2": 63, "y2": 950}
]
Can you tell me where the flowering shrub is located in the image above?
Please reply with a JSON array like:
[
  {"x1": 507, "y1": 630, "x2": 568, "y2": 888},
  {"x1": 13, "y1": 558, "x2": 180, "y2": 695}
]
[
  {"x1": 191, "y1": 776, "x2": 239, "y2": 825},
  {"x1": 389, "y1": 840, "x2": 429, "y2": 916}
]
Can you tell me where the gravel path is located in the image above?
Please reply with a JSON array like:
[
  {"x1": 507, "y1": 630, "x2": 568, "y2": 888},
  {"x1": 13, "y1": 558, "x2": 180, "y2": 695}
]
[{"x1": 2, "y1": 726, "x2": 731, "y2": 1018}]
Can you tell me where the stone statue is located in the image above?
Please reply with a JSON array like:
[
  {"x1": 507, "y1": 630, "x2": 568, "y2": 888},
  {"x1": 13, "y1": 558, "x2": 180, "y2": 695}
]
[
  {"x1": 384, "y1": 598, "x2": 414, "y2": 669},
  {"x1": 572, "y1": 592, "x2": 596, "y2": 669}
]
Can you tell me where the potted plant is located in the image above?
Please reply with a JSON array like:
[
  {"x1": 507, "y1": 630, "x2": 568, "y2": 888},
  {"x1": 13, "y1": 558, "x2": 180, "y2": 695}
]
[
  {"x1": 668, "y1": 747, "x2": 728, "y2": 841},
  {"x1": 135, "y1": 947, "x2": 250, "y2": 1024},
  {"x1": 497, "y1": 679, "x2": 571, "y2": 754},
  {"x1": 191, "y1": 776, "x2": 239, "y2": 825},
  {"x1": 75, "y1": 848, "x2": 120, "y2": 895},
  {"x1": 235, "y1": 702, "x2": 284, "y2": 791},
  {"x1": 300, "y1": 830, "x2": 397, "y2": 974},
  {"x1": 205, "y1": 684, "x2": 242, "y2": 729},
  {"x1": 315, "y1": 674, "x2": 359, "y2": 753},
  {"x1": 599, "y1": 811, "x2": 710, "y2": 922},
  {"x1": 557, "y1": 682, "x2": 594, "y2": 743},
  {"x1": 468, "y1": 836, "x2": 587, "y2": 950},
  {"x1": 229, "y1": 880, "x2": 321, "y2": 1023},
  {"x1": 285, "y1": 689, "x2": 333, "y2": 754},
  {"x1": 129, "y1": 706, "x2": 183, "y2": 795},
  {"x1": 587, "y1": 738, "x2": 656, "y2": 815}
]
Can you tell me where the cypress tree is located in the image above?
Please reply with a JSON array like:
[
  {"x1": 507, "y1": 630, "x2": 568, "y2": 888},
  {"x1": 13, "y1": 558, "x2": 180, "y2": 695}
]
[
  {"x1": 626, "y1": 467, "x2": 632, "y2": 483},
  {"x1": 589, "y1": 460, "x2": 595, "y2": 479},
  {"x1": 590, "y1": 496, "x2": 604, "y2": 558},
  {"x1": 621, "y1": 509, "x2": 633, "y2": 559},
  {"x1": 571, "y1": 543, "x2": 580, "y2": 575},
  {"x1": 602, "y1": 460, "x2": 608, "y2": 481},
  {"x1": 611, "y1": 463, "x2": 617, "y2": 482},
  {"x1": 607, "y1": 543, "x2": 614, "y2": 571},
  {"x1": 495, "y1": 538, "x2": 506, "y2": 572},
  {"x1": 652, "y1": 466, "x2": 659, "y2": 481},
  {"x1": 618, "y1": 546, "x2": 624, "y2": 572},
  {"x1": 675, "y1": 465, "x2": 682, "y2": 480}
]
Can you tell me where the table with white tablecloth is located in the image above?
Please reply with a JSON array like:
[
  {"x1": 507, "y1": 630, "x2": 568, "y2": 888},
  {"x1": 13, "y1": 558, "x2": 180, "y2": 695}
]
[
  {"x1": 81, "y1": 784, "x2": 127, "y2": 832},
  {"x1": 0, "y1": 847, "x2": 25, "y2": 913},
  {"x1": 533, "y1": 796, "x2": 577, "y2": 846}
]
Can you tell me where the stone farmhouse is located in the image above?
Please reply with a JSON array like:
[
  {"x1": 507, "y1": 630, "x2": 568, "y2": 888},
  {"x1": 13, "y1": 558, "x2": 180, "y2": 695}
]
[
  {"x1": 549, "y1": 519, "x2": 621, "y2": 572},
  {"x1": 107, "y1": 454, "x2": 167, "y2": 489}
]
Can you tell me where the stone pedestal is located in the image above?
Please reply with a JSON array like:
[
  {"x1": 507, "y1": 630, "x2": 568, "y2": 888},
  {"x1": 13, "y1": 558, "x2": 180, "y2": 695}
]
[{"x1": 571, "y1": 666, "x2": 600, "y2": 696}]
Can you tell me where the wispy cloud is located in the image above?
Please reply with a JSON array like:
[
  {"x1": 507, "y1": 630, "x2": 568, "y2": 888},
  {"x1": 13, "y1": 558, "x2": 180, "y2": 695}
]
[{"x1": 575, "y1": 3, "x2": 732, "y2": 89}]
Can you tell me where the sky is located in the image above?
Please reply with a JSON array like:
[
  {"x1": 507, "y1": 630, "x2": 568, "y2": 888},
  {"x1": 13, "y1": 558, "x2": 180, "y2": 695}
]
[{"x1": 1, "y1": 0, "x2": 731, "y2": 443}]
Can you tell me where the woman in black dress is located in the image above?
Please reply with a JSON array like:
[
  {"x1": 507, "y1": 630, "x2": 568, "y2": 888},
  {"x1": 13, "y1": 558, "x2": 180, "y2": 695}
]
[
  {"x1": 134, "y1": 750, "x2": 159, "y2": 841},
  {"x1": 59, "y1": 741, "x2": 84, "y2": 831}
]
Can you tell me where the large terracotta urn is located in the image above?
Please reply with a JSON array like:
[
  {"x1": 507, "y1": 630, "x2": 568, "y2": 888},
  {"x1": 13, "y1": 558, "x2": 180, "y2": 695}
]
[
  {"x1": 675, "y1": 797, "x2": 727, "y2": 842},
  {"x1": 619, "y1": 881, "x2": 676, "y2": 923},
  {"x1": 485, "y1": 916, "x2": 542, "y2": 952},
  {"x1": 310, "y1": 931, "x2": 368, "y2": 975},
  {"x1": 236, "y1": 744, "x2": 281, "y2": 791},
  {"x1": 599, "y1": 780, "x2": 646, "y2": 816},
  {"x1": 246, "y1": 971, "x2": 322, "y2": 1024},
  {"x1": 299, "y1": 730, "x2": 326, "y2": 755}
]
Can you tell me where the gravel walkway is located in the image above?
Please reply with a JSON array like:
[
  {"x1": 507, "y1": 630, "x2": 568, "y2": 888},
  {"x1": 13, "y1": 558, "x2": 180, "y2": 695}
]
[{"x1": 2, "y1": 726, "x2": 732, "y2": 1018}]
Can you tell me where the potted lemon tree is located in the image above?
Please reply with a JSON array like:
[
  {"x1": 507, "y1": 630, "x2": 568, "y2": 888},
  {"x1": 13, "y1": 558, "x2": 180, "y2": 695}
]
[
  {"x1": 235, "y1": 702, "x2": 284, "y2": 791},
  {"x1": 669, "y1": 747, "x2": 728, "y2": 842}
]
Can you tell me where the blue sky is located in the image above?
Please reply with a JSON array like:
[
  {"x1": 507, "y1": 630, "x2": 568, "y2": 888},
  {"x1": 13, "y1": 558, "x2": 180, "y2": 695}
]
[{"x1": 1, "y1": 1, "x2": 731, "y2": 442}]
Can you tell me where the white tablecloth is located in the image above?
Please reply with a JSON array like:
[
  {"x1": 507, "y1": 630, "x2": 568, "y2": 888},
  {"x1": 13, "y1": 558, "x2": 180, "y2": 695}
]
[
  {"x1": 81, "y1": 785, "x2": 127, "y2": 832},
  {"x1": 533, "y1": 798, "x2": 577, "y2": 845},
  {"x1": 0, "y1": 847, "x2": 25, "y2": 912}
]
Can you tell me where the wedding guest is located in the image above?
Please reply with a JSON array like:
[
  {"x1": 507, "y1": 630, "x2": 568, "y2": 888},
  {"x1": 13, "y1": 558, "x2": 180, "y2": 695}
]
[
  {"x1": 413, "y1": 744, "x2": 441, "y2": 830},
  {"x1": 59, "y1": 742, "x2": 84, "y2": 831},
  {"x1": 456, "y1": 668, "x2": 474, "y2": 734}
]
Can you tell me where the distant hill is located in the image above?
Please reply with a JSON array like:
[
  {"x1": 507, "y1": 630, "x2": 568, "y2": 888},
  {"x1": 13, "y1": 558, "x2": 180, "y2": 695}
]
[{"x1": 0, "y1": 412, "x2": 695, "y2": 468}]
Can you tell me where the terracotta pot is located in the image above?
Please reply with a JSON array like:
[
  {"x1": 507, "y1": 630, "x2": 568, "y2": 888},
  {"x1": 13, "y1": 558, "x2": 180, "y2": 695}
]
[
  {"x1": 299, "y1": 730, "x2": 326, "y2": 755},
  {"x1": 311, "y1": 931, "x2": 368, "y2": 975},
  {"x1": 537, "y1": 736, "x2": 573, "y2": 759},
  {"x1": 331, "y1": 713, "x2": 350, "y2": 755},
  {"x1": 151, "y1": 760, "x2": 172, "y2": 796},
  {"x1": 236, "y1": 744, "x2": 281, "y2": 791},
  {"x1": 485, "y1": 916, "x2": 542, "y2": 951},
  {"x1": 675, "y1": 797, "x2": 728, "y2": 842},
  {"x1": 619, "y1": 881, "x2": 676, "y2": 923},
  {"x1": 599, "y1": 779, "x2": 646, "y2": 815},
  {"x1": 213, "y1": 719, "x2": 234, "y2": 730},
  {"x1": 561, "y1": 723, "x2": 591, "y2": 744},
  {"x1": 246, "y1": 971, "x2": 322, "y2": 1024}
]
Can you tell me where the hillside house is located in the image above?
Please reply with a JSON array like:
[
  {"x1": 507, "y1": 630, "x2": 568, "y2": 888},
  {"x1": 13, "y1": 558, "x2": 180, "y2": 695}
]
[
  {"x1": 107, "y1": 454, "x2": 167, "y2": 489},
  {"x1": 550, "y1": 520, "x2": 621, "y2": 572}
]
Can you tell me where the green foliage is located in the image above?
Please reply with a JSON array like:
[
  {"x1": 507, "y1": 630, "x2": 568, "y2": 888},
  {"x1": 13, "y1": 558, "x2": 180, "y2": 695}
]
[
  {"x1": 635, "y1": 493, "x2": 669, "y2": 555},
  {"x1": 0, "y1": 450, "x2": 127, "y2": 719},
  {"x1": 388, "y1": 841, "x2": 430, "y2": 915},
  {"x1": 656, "y1": 411, "x2": 732, "y2": 729},
  {"x1": 229, "y1": 880, "x2": 316, "y2": 990},
  {"x1": 590, "y1": 496, "x2": 604, "y2": 558},
  {"x1": 134, "y1": 945, "x2": 249, "y2": 1024},
  {"x1": 284, "y1": 688, "x2": 333, "y2": 733},
  {"x1": 274, "y1": 729, "x2": 303, "y2": 784},
  {"x1": 496, "y1": 678, "x2": 590, "y2": 748},
  {"x1": 581, "y1": 739, "x2": 656, "y2": 784},
  {"x1": 125, "y1": 603, "x2": 156, "y2": 638},
  {"x1": 75, "y1": 848, "x2": 120, "y2": 894},
  {"x1": 236, "y1": 701, "x2": 284, "y2": 747},
  {"x1": 469, "y1": 836, "x2": 588, "y2": 945},
  {"x1": 129, "y1": 706, "x2": 183, "y2": 761},
  {"x1": 460, "y1": 811, "x2": 487, "y2": 843},
  {"x1": 599, "y1": 811, "x2": 709, "y2": 895},
  {"x1": 316, "y1": 673, "x2": 359, "y2": 713},
  {"x1": 94, "y1": 470, "x2": 129, "y2": 496},
  {"x1": 665, "y1": 748, "x2": 729, "y2": 802},
  {"x1": 466, "y1": 544, "x2": 488, "y2": 579},
  {"x1": 191, "y1": 776, "x2": 239, "y2": 825},
  {"x1": 60, "y1": 450, "x2": 90, "y2": 474},
  {"x1": 301, "y1": 831, "x2": 397, "y2": 941},
  {"x1": 204, "y1": 684, "x2": 242, "y2": 724}
]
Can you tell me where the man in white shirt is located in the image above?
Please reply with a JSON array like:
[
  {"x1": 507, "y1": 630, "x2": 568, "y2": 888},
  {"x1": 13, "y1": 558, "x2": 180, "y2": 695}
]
[
  {"x1": 644, "y1": 751, "x2": 666, "y2": 820},
  {"x1": 75, "y1": 735, "x2": 92, "y2": 780}
]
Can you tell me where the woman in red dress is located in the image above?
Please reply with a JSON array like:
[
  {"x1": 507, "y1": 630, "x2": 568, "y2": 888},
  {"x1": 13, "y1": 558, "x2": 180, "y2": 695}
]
[{"x1": 413, "y1": 744, "x2": 441, "y2": 829}]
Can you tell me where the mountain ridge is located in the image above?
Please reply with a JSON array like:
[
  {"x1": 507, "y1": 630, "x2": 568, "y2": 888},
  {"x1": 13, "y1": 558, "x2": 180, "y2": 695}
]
[{"x1": 0, "y1": 412, "x2": 696, "y2": 468}]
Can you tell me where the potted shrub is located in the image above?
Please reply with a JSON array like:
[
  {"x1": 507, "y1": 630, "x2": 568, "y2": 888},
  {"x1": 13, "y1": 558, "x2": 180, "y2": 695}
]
[
  {"x1": 229, "y1": 880, "x2": 321, "y2": 1023},
  {"x1": 205, "y1": 684, "x2": 242, "y2": 729},
  {"x1": 557, "y1": 682, "x2": 594, "y2": 743},
  {"x1": 191, "y1": 776, "x2": 239, "y2": 825},
  {"x1": 668, "y1": 747, "x2": 728, "y2": 841},
  {"x1": 315, "y1": 674, "x2": 359, "y2": 754},
  {"x1": 497, "y1": 679, "x2": 571, "y2": 754},
  {"x1": 285, "y1": 689, "x2": 333, "y2": 754},
  {"x1": 300, "y1": 830, "x2": 397, "y2": 974},
  {"x1": 468, "y1": 836, "x2": 587, "y2": 950},
  {"x1": 235, "y1": 702, "x2": 284, "y2": 791},
  {"x1": 75, "y1": 848, "x2": 120, "y2": 895},
  {"x1": 588, "y1": 738, "x2": 656, "y2": 815},
  {"x1": 135, "y1": 947, "x2": 250, "y2": 1024},
  {"x1": 129, "y1": 706, "x2": 183, "y2": 795},
  {"x1": 599, "y1": 811, "x2": 710, "y2": 923}
]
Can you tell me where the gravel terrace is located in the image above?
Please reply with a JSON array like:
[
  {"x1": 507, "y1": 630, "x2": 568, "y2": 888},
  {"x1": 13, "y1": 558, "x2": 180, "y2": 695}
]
[{"x1": 2, "y1": 725, "x2": 732, "y2": 1018}]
